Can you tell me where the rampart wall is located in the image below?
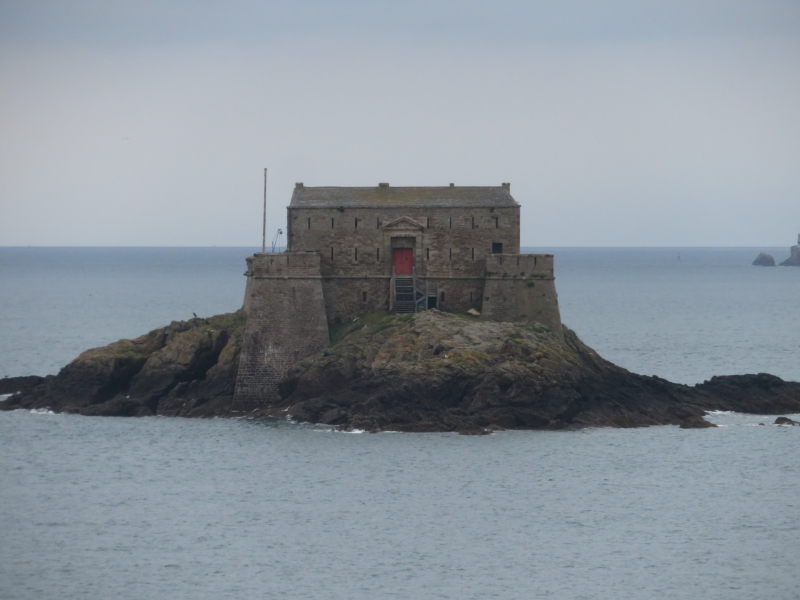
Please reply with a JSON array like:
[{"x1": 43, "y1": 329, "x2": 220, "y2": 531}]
[
  {"x1": 233, "y1": 252, "x2": 329, "y2": 410},
  {"x1": 481, "y1": 254, "x2": 562, "y2": 337}
]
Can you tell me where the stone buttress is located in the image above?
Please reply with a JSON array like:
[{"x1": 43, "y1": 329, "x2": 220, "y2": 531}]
[
  {"x1": 480, "y1": 253, "x2": 562, "y2": 336},
  {"x1": 233, "y1": 252, "x2": 328, "y2": 411}
]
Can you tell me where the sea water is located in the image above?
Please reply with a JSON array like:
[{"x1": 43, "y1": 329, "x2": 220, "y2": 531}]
[{"x1": 1, "y1": 247, "x2": 798, "y2": 600}]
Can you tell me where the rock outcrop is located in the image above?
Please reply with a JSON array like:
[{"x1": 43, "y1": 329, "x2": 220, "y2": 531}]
[
  {"x1": 0, "y1": 376, "x2": 45, "y2": 395},
  {"x1": 752, "y1": 253, "x2": 775, "y2": 266},
  {"x1": 0, "y1": 312, "x2": 244, "y2": 417},
  {"x1": 3, "y1": 309, "x2": 798, "y2": 432}
]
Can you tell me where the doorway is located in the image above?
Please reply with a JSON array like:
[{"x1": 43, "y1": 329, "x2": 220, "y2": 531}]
[{"x1": 392, "y1": 248, "x2": 414, "y2": 275}]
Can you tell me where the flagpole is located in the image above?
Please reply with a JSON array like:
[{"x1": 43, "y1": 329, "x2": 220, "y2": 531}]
[{"x1": 261, "y1": 168, "x2": 267, "y2": 253}]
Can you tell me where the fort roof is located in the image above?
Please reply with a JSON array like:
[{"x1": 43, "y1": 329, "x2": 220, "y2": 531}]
[{"x1": 289, "y1": 183, "x2": 518, "y2": 209}]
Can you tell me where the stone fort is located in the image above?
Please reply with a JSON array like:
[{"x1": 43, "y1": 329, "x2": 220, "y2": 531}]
[{"x1": 234, "y1": 182, "x2": 562, "y2": 406}]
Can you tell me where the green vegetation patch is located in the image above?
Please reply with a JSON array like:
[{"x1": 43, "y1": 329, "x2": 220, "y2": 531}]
[{"x1": 329, "y1": 311, "x2": 411, "y2": 344}]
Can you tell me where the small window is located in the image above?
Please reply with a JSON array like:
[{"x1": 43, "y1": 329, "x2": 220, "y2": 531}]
[
  {"x1": 440, "y1": 291, "x2": 445, "y2": 302},
  {"x1": 331, "y1": 218, "x2": 335, "y2": 229},
  {"x1": 449, "y1": 216, "x2": 452, "y2": 229},
  {"x1": 376, "y1": 247, "x2": 380, "y2": 261},
  {"x1": 354, "y1": 247, "x2": 358, "y2": 262},
  {"x1": 492, "y1": 242, "x2": 503, "y2": 254},
  {"x1": 426, "y1": 248, "x2": 430, "y2": 260},
  {"x1": 330, "y1": 247, "x2": 334, "y2": 260},
  {"x1": 307, "y1": 217, "x2": 311, "y2": 229},
  {"x1": 376, "y1": 217, "x2": 380, "y2": 228},
  {"x1": 426, "y1": 217, "x2": 430, "y2": 228},
  {"x1": 354, "y1": 217, "x2": 358, "y2": 229},
  {"x1": 493, "y1": 216, "x2": 499, "y2": 228},
  {"x1": 471, "y1": 216, "x2": 475, "y2": 229},
  {"x1": 449, "y1": 248, "x2": 452, "y2": 261},
  {"x1": 471, "y1": 248, "x2": 475, "y2": 260},
  {"x1": 362, "y1": 291, "x2": 367, "y2": 302}
]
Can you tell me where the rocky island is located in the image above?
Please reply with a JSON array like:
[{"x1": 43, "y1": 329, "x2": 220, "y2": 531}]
[
  {"x1": 752, "y1": 252, "x2": 775, "y2": 266},
  {"x1": 3, "y1": 185, "x2": 798, "y2": 431},
  {"x1": 3, "y1": 309, "x2": 799, "y2": 432}
]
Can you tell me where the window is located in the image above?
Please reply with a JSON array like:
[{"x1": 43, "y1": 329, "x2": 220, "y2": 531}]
[
  {"x1": 307, "y1": 217, "x2": 311, "y2": 229},
  {"x1": 331, "y1": 217, "x2": 335, "y2": 229},
  {"x1": 354, "y1": 247, "x2": 358, "y2": 261},
  {"x1": 449, "y1": 216, "x2": 452, "y2": 229},
  {"x1": 492, "y1": 242, "x2": 503, "y2": 254},
  {"x1": 471, "y1": 216, "x2": 475, "y2": 229},
  {"x1": 330, "y1": 247, "x2": 334, "y2": 260},
  {"x1": 440, "y1": 291, "x2": 445, "y2": 302},
  {"x1": 362, "y1": 291, "x2": 367, "y2": 302},
  {"x1": 426, "y1": 248, "x2": 430, "y2": 260},
  {"x1": 471, "y1": 248, "x2": 475, "y2": 260},
  {"x1": 493, "y1": 216, "x2": 499, "y2": 228},
  {"x1": 376, "y1": 247, "x2": 380, "y2": 261},
  {"x1": 449, "y1": 248, "x2": 452, "y2": 261},
  {"x1": 354, "y1": 217, "x2": 358, "y2": 229}
]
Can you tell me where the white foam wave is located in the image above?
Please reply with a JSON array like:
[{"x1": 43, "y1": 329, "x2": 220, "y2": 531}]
[{"x1": 29, "y1": 408, "x2": 56, "y2": 415}]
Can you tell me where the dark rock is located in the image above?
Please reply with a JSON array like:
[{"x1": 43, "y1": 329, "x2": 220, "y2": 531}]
[
  {"x1": 693, "y1": 374, "x2": 800, "y2": 414},
  {"x1": 0, "y1": 376, "x2": 45, "y2": 395},
  {"x1": 3, "y1": 309, "x2": 799, "y2": 433},
  {"x1": 752, "y1": 253, "x2": 775, "y2": 266},
  {"x1": 274, "y1": 311, "x2": 800, "y2": 432},
  {"x1": 775, "y1": 416, "x2": 799, "y2": 425},
  {"x1": 0, "y1": 312, "x2": 244, "y2": 417}
]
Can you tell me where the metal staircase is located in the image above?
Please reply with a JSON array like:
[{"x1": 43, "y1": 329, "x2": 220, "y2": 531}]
[
  {"x1": 394, "y1": 277, "x2": 416, "y2": 313},
  {"x1": 393, "y1": 277, "x2": 438, "y2": 314}
]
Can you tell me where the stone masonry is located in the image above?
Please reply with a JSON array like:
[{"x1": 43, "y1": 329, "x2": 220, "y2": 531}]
[
  {"x1": 233, "y1": 252, "x2": 329, "y2": 410},
  {"x1": 234, "y1": 182, "x2": 562, "y2": 407}
]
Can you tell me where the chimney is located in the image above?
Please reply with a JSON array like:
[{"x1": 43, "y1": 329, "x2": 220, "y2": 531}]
[
  {"x1": 378, "y1": 182, "x2": 389, "y2": 189},
  {"x1": 501, "y1": 182, "x2": 510, "y2": 191},
  {"x1": 295, "y1": 182, "x2": 304, "y2": 190},
  {"x1": 449, "y1": 183, "x2": 454, "y2": 187}
]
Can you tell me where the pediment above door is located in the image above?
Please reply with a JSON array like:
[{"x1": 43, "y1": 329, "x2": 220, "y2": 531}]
[{"x1": 382, "y1": 216, "x2": 424, "y2": 231}]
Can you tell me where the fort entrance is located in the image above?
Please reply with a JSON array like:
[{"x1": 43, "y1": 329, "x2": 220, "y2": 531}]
[{"x1": 391, "y1": 248, "x2": 413, "y2": 275}]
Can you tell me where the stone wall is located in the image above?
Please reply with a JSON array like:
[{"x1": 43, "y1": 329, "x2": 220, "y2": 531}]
[
  {"x1": 481, "y1": 254, "x2": 562, "y2": 337},
  {"x1": 233, "y1": 252, "x2": 329, "y2": 410},
  {"x1": 321, "y1": 277, "x2": 392, "y2": 323},
  {"x1": 287, "y1": 205, "x2": 520, "y2": 278},
  {"x1": 286, "y1": 205, "x2": 519, "y2": 320}
]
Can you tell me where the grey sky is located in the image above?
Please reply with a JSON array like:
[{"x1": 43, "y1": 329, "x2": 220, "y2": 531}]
[{"x1": 1, "y1": 1, "x2": 798, "y2": 246}]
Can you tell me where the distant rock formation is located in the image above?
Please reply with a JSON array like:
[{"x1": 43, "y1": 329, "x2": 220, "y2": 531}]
[
  {"x1": 775, "y1": 416, "x2": 799, "y2": 425},
  {"x1": 2, "y1": 309, "x2": 800, "y2": 432},
  {"x1": 780, "y1": 234, "x2": 800, "y2": 266},
  {"x1": 752, "y1": 253, "x2": 775, "y2": 266}
]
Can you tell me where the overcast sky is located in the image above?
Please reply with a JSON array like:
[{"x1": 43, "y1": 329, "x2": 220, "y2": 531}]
[{"x1": 1, "y1": 1, "x2": 798, "y2": 246}]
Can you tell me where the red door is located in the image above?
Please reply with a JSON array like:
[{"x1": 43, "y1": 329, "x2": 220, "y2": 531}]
[{"x1": 392, "y1": 248, "x2": 413, "y2": 274}]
